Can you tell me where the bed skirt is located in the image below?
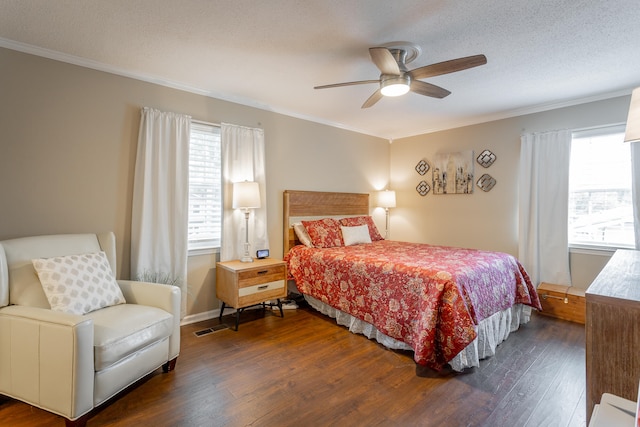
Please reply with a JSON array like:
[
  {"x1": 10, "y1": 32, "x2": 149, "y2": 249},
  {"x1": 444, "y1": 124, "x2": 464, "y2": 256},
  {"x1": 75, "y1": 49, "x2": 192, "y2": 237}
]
[{"x1": 304, "y1": 294, "x2": 532, "y2": 372}]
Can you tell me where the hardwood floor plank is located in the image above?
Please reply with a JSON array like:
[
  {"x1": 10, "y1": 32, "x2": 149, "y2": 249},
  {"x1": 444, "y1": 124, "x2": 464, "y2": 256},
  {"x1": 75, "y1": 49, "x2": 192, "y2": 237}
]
[
  {"x1": 524, "y1": 338, "x2": 586, "y2": 427},
  {"x1": 0, "y1": 309, "x2": 586, "y2": 427},
  {"x1": 567, "y1": 388, "x2": 588, "y2": 427}
]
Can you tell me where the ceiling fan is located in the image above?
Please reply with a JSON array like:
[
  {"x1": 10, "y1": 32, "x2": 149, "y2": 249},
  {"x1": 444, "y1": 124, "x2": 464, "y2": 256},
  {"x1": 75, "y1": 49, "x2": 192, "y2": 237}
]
[{"x1": 314, "y1": 43, "x2": 487, "y2": 108}]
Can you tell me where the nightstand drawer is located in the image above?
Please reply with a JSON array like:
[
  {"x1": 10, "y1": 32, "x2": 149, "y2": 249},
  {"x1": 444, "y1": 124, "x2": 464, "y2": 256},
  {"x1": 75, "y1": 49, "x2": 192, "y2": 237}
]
[
  {"x1": 238, "y1": 265, "x2": 285, "y2": 284},
  {"x1": 238, "y1": 279, "x2": 286, "y2": 306},
  {"x1": 239, "y1": 279, "x2": 285, "y2": 297}
]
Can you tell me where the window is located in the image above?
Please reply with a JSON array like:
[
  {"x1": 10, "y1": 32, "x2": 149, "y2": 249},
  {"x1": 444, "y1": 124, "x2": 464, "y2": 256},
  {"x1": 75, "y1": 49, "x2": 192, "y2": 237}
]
[
  {"x1": 568, "y1": 124, "x2": 633, "y2": 249},
  {"x1": 188, "y1": 122, "x2": 222, "y2": 252}
]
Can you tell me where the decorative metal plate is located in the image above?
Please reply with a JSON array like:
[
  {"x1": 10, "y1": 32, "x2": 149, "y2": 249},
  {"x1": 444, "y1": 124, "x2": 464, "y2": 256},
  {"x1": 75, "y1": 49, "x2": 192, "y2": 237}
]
[
  {"x1": 415, "y1": 159, "x2": 430, "y2": 175},
  {"x1": 416, "y1": 180, "x2": 431, "y2": 196},
  {"x1": 476, "y1": 174, "x2": 496, "y2": 192},
  {"x1": 476, "y1": 149, "x2": 496, "y2": 168}
]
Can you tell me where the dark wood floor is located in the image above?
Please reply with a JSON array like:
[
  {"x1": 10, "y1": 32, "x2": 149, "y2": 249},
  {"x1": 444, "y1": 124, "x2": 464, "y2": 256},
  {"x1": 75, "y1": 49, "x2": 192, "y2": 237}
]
[{"x1": 0, "y1": 306, "x2": 587, "y2": 427}]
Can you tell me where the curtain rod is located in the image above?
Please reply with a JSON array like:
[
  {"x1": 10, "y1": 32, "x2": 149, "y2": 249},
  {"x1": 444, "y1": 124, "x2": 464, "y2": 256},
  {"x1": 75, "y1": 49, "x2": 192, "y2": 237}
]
[
  {"x1": 522, "y1": 122, "x2": 626, "y2": 135},
  {"x1": 192, "y1": 118, "x2": 220, "y2": 127},
  {"x1": 571, "y1": 122, "x2": 625, "y2": 133},
  {"x1": 192, "y1": 119, "x2": 264, "y2": 129}
]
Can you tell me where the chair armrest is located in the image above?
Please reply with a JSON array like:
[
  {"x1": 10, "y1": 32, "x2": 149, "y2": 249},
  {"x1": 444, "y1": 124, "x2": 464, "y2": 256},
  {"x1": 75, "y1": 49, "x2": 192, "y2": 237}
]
[
  {"x1": 117, "y1": 280, "x2": 180, "y2": 315},
  {"x1": 0, "y1": 304, "x2": 87, "y2": 325},
  {"x1": 0, "y1": 305, "x2": 94, "y2": 420},
  {"x1": 117, "y1": 280, "x2": 181, "y2": 359}
]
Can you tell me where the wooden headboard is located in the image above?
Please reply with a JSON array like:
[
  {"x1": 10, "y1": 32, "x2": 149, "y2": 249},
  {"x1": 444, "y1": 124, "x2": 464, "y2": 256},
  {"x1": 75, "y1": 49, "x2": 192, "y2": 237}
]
[{"x1": 283, "y1": 190, "x2": 370, "y2": 254}]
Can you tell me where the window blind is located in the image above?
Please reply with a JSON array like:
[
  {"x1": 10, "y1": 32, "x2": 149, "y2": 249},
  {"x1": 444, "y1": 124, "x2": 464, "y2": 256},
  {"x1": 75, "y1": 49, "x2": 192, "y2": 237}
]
[{"x1": 188, "y1": 122, "x2": 222, "y2": 250}]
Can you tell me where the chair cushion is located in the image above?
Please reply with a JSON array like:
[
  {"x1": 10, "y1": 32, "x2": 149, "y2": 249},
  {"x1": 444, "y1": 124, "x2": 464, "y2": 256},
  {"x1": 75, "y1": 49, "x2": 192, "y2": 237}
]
[
  {"x1": 3, "y1": 233, "x2": 107, "y2": 309},
  {"x1": 85, "y1": 304, "x2": 173, "y2": 371}
]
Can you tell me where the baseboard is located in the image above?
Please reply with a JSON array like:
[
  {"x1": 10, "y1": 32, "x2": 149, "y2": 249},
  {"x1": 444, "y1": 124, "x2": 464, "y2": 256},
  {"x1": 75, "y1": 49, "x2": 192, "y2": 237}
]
[
  {"x1": 180, "y1": 309, "x2": 219, "y2": 326},
  {"x1": 179, "y1": 305, "x2": 257, "y2": 326},
  {"x1": 180, "y1": 299, "x2": 300, "y2": 326}
]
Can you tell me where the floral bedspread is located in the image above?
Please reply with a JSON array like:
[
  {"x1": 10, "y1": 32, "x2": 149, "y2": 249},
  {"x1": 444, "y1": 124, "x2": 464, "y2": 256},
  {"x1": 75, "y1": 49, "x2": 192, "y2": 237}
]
[{"x1": 284, "y1": 240, "x2": 541, "y2": 370}]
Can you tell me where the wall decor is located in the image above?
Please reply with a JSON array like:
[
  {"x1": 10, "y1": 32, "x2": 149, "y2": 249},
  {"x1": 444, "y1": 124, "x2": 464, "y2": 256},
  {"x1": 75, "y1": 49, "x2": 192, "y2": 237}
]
[
  {"x1": 432, "y1": 150, "x2": 474, "y2": 194},
  {"x1": 416, "y1": 180, "x2": 431, "y2": 196},
  {"x1": 476, "y1": 174, "x2": 497, "y2": 192},
  {"x1": 477, "y1": 149, "x2": 496, "y2": 168},
  {"x1": 415, "y1": 159, "x2": 430, "y2": 175}
]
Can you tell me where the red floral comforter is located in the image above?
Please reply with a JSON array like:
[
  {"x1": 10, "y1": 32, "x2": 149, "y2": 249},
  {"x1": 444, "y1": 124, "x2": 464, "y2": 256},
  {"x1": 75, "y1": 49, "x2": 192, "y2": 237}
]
[{"x1": 284, "y1": 240, "x2": 541, "y2": 370}]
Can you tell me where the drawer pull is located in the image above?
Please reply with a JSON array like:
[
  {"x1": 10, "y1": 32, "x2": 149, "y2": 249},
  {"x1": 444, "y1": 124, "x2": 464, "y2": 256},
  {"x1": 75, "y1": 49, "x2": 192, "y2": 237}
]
[
  {"x1": 257, "y1": 270, "x2": 269, "y2": 275},
  {"x1": 541, "y1": 293, "x2": 569, "y2": 304},
  {"x1": 257, "y1": 285, "x2": 269, "y2": 290}
]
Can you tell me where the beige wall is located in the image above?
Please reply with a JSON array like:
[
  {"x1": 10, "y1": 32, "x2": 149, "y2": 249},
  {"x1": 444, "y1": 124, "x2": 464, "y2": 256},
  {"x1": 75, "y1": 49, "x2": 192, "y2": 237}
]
[
  {"x1": 391, "y1": 95, "x2": 632, "y2": 289},
  {"x1": 0, "y1": 47, "x2": 389, "y2": 318},
  {"x1": 1, "y1": 46, "x2": 630, "y2": 321}
]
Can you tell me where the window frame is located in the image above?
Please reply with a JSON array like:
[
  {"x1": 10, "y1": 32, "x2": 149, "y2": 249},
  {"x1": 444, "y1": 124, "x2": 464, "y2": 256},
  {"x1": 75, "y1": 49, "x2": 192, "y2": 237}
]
[{"x1": 568, "y1": 123, "x2": 633, "y2": 253}]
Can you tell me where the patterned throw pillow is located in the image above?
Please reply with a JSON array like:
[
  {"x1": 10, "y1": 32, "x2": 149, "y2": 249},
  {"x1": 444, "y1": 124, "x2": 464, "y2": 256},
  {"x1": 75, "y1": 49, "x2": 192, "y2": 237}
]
[
  {"x1": 339, "y1": 216, "x2": 384, "y2": 241},
  {"x1": 302, "y1": 218, "x2": 344, "y2": 248},
  {"x1": 32, "y1": 251, "x2": 126, "y2": 315}
]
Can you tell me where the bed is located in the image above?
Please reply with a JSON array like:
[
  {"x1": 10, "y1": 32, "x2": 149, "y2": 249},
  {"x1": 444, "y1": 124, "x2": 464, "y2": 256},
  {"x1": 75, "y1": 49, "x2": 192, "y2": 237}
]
[{"x1": 282, "y1": 190, "x2": 542, "y2": 371}]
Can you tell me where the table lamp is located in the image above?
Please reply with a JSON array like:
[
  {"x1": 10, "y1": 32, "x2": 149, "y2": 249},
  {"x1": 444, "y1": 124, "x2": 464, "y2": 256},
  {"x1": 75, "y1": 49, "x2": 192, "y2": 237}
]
[
  {"x1": 377, "y1": 189, "x2": 396, "y2": 239},
  {"x1": 232, "y1": 181, "x2": 261, "y2": 262}
]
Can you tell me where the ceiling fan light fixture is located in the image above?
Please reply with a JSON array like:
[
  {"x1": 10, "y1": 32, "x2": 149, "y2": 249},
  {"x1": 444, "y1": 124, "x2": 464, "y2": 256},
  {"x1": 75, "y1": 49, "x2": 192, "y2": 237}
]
[
  {"x1": 380, "y1": 75, "x2": 410, "y2": 97},
  {"x1": 314, "y1": 44, "x2": 486, "y2": 108}
]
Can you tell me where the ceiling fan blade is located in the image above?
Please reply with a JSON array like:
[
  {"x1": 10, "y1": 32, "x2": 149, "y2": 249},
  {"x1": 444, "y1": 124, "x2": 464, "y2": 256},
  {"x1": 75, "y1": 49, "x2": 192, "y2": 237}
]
[
  {"x1": 314, "y1": 80, "x2": 379, "y2": 90},
  {"x1": 361, "y1": 89, "x2": 383, "y2": 108},
  {"x1": 410, "y1": 80, "x2": 451, "y2": 99},
  {"x1": 409, "y1": 54, "x2": 487, "y2": 80},
  {"x1": 369, "y1": 47, "x2": 401, "y2": 75}
]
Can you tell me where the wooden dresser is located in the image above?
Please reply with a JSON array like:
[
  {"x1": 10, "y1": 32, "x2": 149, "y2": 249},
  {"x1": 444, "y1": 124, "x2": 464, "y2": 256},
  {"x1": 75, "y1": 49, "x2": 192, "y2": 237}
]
[{"x1": 585, "y1": 249, "x2": 640, "y2": 422}]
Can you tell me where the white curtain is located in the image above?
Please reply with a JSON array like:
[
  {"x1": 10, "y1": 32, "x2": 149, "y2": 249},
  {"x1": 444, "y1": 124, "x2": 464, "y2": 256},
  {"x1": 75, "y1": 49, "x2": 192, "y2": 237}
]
[
  {"x1": 131, "y1": 107, "x2": 190, "y2": 317},
  {"x1": 518, "y1": 130, "x2": 572, "y2": 287},
  {"x1": 632, "y1": 142, "x2": 640, "y2": 248},
  {"x1": 220, "y1": 123, "x2": 268, "y2": 262}
]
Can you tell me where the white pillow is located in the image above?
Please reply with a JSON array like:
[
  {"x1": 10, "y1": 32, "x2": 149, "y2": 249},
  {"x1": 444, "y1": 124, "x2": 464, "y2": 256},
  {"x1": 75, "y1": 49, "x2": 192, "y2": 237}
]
[
  {"x1": 293, "y1": 223, "x2": 313, "y2": 247},
  {"x1": 341, "y1": 225, "x2": 372, "y2": 246},
  {"x1": 32, "y1": 251, "x2": 126, "y2": 315}
]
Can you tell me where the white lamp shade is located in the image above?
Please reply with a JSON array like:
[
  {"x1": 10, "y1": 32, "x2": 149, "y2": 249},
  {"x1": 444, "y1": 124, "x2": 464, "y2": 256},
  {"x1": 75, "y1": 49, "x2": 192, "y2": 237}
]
[
  {"x1": 625, "y1": 87, "x2": 640, "y2": 143},
  {"x1": 232, "y1": 181, "x2": 261, "y2": 209},
  {"x1": 378, "y1": 190, "x2": 396, "y2": 208}
]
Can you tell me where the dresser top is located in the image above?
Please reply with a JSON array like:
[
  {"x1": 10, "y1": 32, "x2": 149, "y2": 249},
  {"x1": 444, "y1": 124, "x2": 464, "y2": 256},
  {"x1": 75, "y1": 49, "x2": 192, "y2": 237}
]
[{"x1": 586, "y1": 249, "x2": 640, "y2": 304}]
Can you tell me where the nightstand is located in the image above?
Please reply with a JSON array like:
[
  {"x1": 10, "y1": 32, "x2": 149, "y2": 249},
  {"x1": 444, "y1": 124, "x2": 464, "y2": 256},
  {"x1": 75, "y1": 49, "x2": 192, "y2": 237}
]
[{"x1": 216, "y1": 258, "x2": 287, "y2": 330}]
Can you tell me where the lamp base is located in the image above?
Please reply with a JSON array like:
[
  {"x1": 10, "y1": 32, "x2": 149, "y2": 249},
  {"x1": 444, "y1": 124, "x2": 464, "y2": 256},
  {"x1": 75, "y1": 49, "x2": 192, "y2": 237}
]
[
  {"x1": 385, "y1": 207, "x2": 391, "y2": 240},
  {"x1": 240, "y1": 212, "x2": 254, "y2": 262}
]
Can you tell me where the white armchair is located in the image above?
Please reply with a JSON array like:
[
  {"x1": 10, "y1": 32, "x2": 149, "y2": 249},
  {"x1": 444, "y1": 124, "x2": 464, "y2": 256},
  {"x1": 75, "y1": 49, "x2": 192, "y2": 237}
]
[{"x1": 0, "y1": 232, "x2": 181, "y2": 426}]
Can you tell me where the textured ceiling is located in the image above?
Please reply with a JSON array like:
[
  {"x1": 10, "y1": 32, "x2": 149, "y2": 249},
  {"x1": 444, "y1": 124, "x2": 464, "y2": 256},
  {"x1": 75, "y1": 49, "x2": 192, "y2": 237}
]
[{"x1": 1, "y1": 0, "x2": 639, "y2": 139}]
